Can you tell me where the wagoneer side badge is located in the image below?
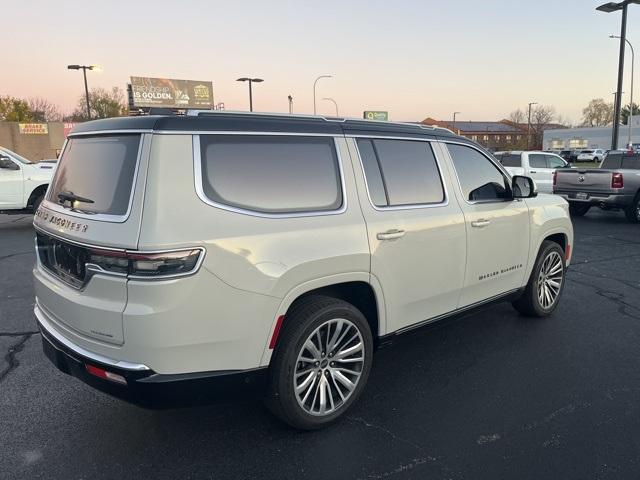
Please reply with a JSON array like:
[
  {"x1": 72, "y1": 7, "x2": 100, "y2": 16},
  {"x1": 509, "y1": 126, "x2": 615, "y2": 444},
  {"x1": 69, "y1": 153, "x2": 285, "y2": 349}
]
[{"x1": 35, "y1": 209, "x2": 88, "y2": 233}]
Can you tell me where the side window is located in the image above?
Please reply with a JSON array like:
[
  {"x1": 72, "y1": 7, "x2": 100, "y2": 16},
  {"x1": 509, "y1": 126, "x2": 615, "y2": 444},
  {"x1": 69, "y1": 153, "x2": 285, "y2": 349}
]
[
  {"x1": 447, "y1": 144, "x2": 510, "y2": 202},
  {"x1": 496, "y1": 153, "x2": 521, "y2": 167},
  {"x1": 529, "y1": 154, "x2": 548, "y2": 168},
  {"x1": 546, "y1": 155, "x2": 566, "y2": 169},
  {"x1": 356, "y1": 138, "x2": 445, "y2": 207},
  {"x1": 199, "y1": 135, "x2": 342, "y2": 214}
]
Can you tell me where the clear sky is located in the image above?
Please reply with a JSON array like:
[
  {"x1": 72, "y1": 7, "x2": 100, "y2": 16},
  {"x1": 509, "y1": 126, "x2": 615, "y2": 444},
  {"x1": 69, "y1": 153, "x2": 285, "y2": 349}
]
[{"x1": 3, "y1": 0, "x2": 640, "y2": 123}]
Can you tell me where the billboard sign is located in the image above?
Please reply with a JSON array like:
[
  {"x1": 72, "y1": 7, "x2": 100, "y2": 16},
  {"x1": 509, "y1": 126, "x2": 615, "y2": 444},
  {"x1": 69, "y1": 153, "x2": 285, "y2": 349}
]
[
  {"x1": 363, "y1": 111, "x2": 389, "y2": 121},
  {"x1": 130, "y1": 76, "x2": 213, "y2": 109},
  {"x1": 19, "y1": 123, "x2": 48, "y2": 134},
  {"x1": 63, "y1": 122, "x2": 76, "y2": 137}
]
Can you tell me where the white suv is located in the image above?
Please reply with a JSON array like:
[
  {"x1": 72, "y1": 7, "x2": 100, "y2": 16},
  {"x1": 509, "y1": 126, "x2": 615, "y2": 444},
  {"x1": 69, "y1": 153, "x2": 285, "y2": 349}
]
[{"x1": 33, "y1": 112, "x2": 573, "y2": 429}]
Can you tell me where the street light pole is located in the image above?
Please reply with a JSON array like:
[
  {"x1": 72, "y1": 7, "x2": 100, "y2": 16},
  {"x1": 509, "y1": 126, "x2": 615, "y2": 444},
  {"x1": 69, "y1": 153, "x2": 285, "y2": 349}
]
[
  {"x1": 596, "y1": 1, "x2": 640, "y2": 149},
  {"x1": 236, "y1": 77, "x2": 264, "y2": 112},
  {"x1": 322, "y1": 97, "x2": 339, "y2": 116},
  {"x1": 452, "y1": 112, "x2": 461, "y2": 134},
  {"x1": 527, "y1": 102, "x2": 537, "y2": 150},
  {"x1": 611, "y1": 34, "x2": 635, "y2": 147},
  {"x1": 313, "y1": 75, "x2": 333, "y2": 115},
  {"x1": 288, "y1": 95, "x2": 293, "y2": 114},
  {"x1": 67, "y1": 64, "x2": 100, "y2": 120}
]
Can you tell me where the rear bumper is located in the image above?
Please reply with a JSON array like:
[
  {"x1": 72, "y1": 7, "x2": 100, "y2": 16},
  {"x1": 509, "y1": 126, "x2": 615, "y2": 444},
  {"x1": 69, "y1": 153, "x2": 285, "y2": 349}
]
[
  {"x1": 554, "y1": 191, "x2": 634, "y2": 208},
  {"x1": 38, "y1": 314, "x2": 268, "y2": 409}
]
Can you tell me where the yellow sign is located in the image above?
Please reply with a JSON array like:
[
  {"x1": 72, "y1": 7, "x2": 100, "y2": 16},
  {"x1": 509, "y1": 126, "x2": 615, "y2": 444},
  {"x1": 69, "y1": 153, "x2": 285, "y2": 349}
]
[{"x1": 19, "y1": 123, "x2": 48, "y2": 135}]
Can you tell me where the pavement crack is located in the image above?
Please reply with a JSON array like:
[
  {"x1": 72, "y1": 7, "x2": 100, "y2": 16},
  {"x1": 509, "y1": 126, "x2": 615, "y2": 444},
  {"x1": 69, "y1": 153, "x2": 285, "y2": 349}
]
[
  {"x1": 0, "y1": 333, "x2": 34, "y2": 383},
  {"x1": 567, "y1": 269, "x2": 640, "y2": 291},
  {"x1": 0, "y1": 331, "x2": 40, "y2": 337},
  {"x1": 347, "y1": 416, "x2": 424, "y2": 451},
  {"x1": 0, "y1": 251, "x2": 32, "y2": 263},
  {"x1": 568, "y1": 276, "x2": 640, "y2": 320}
]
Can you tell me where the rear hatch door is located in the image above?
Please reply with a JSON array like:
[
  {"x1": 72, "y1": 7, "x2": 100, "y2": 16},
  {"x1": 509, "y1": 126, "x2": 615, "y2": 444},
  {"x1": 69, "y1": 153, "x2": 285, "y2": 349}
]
[{"x1": 34, "y1": 132, "x2": 150, "y2": 345}]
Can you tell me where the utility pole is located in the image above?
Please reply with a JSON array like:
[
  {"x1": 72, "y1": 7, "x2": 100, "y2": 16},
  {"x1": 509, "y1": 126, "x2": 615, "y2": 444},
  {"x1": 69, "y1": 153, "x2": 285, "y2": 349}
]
[
  {"x1": 288, "y1": 95, "x2": 293, "y2": 114},
  {"x1": 527, "y1": 102, "x2": 537, "y2": 150}
]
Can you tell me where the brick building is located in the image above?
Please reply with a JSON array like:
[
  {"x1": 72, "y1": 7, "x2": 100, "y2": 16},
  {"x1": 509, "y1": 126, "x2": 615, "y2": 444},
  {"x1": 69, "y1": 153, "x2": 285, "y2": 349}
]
[{"x1": 421, "y1": 117, "x2": 526, "y2": 150}]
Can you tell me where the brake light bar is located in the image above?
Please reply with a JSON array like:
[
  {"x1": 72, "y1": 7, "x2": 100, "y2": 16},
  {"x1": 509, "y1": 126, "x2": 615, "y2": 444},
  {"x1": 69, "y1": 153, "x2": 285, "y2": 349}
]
[
  {"x1": 612, "y1": 173, "x2": 624, "y2": 189},
  {"x1": 85, "y1": 364, "x2": 127, "y2": 385},
  {"x1": 88, "y1": 248, "x2": 203, "y2": 278}
]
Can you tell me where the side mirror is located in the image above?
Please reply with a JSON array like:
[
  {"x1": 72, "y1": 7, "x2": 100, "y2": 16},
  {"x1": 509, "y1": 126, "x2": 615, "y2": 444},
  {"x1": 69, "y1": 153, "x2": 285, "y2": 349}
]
[
  {"x1": 512, "y1": 175, "x2": 537, "y2": 199},
  {"x1": 0, "y1": 156, "x2": 19, "y2": 170}
]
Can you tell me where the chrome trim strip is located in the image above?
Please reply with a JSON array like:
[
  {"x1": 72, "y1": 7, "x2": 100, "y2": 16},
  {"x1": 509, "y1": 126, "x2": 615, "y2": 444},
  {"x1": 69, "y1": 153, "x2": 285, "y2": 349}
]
[
  {"x1": 34, "y1": 226, "x2": 206, "y2": 287},
  {"x1": 35, "y1": 303, "x2": 150, "y2": 371},
  {"x1": 350, "y1": 136, "x2": 450, "y2": 212},
  {"x1": 43, "y1": 133, "x2": 147, "y2": 223},
  {"x1": 395, "y1": 289, "x2": 521, "y2": 335},
  {"x1": 193, "y1": 134, "x2": 348, "y2": 219},
  {"x1": 67, "y1": 129, "x2": 154, "y2": 137},
  {"x1": 439, "y1": 139, "x2": 516, "y2": 206}
]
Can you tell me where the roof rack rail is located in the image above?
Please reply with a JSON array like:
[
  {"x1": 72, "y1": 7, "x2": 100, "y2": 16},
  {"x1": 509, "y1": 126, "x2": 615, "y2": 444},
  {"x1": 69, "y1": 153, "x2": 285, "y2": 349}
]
[{"x1": 184, "y1": 109, "x2": 455, "y2": 134}]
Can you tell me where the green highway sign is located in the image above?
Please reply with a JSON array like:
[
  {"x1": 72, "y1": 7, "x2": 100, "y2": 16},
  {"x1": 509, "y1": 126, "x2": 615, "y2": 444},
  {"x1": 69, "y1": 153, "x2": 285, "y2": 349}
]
[{"x1": 364, "y1": 111, "x2": 389, "y2": 121}]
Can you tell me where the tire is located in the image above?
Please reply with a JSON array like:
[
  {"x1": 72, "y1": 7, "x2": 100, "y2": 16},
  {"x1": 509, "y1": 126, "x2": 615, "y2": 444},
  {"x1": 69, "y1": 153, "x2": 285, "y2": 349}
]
[
  {"x1": 31, "y1": 193, "x2": 44, "y2": 213},
  {"x1": 512, "y1": 240, "x2": 566, "y2": 317},
  {"x1": 569, "y1": 203, "x2": 590, "y2": 217},
  {"x1": 624, "y1": 194, "x2": 640, "y2": 224},
  {"x1": 265, "y1": 295, "x2": 373, "y2": 430}
]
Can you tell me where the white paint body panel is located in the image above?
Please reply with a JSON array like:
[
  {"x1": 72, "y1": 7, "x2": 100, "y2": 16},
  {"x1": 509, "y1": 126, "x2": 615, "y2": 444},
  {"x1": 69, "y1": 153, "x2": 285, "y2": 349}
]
[
  {"x1": 33, "y1": 130, "x2": 573, "y2": 376},
  {"x1": 0, "y1": 148, "x2": 54, "y2": 209}
]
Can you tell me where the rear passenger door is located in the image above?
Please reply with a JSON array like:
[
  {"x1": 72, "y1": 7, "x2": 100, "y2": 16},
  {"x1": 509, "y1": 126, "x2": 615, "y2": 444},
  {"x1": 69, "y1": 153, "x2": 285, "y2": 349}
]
[
  {"x1": 348, "y1": 137, "x2": 466, "y2": 333},
  {"x1": 444, "y1": 143, "x2": 530, "y2": 308},
  {"x1": 527, "y1": 153, "x2": 553, "y2": 193}
]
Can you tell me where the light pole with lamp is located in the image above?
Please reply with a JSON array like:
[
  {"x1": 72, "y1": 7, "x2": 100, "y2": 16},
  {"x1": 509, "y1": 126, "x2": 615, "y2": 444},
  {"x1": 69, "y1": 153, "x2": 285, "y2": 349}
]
[
  {"x1": 236, "y1": 77, "x2": 263, "y2": 112},
  {"x1": 322, "y1": 97, "x2": 339, "y2": 116},
  {"x1": 596, "y1": 1, "x2": 640, "y2": 149},
  {"x1": 313, "y1": 75, "x2": 333, "y2": 115},
  {"x1": 610, "y1": 33, "x2": 635, "y2": 147},
  {"x1": 67, "y1": 64, "x2": 101, "y2": 120}
]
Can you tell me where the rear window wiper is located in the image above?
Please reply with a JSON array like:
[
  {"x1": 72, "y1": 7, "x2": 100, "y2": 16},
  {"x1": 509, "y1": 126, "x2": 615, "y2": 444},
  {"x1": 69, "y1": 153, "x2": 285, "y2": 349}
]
[{"x1": 57, "y1": 191, "x2": 95, "y2": 210}]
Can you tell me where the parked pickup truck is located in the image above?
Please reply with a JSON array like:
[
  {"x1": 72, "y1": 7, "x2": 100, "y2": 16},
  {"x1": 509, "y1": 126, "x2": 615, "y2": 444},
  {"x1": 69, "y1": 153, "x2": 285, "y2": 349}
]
[
  {"x1": 0, "y1": 147, "x2": 55, "y2": 214},
  {"x1": 494, "y1": 151, "x2": 570, "y2": 193},
  {"x1": 554, "y1": 150, "x2": 640, "y2": 223}
]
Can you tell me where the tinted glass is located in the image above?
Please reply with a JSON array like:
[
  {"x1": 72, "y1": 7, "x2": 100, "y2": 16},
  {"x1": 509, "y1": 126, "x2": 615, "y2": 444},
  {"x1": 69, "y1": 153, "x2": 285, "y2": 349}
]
[
  {"x1": 200, "y1": 135, "x2": 342, "y2": 214},
  {"x1": 529, "y1": 154, "x2": 547, "y2": 168},
  {"x1": 546, "y1": 155, "x2": 567, "y2": 168},
  {"x1": 49, "y1": 135, "x2": 141, "y2": 215},
  {"x1": 448, "y1": 144, "x2": 510, "y2": 202},
  {"x1": 370, "y1": 139, "x2": 444, "y2": 206},
  {"x1": 621, "y1": 155, "x2": 640, "y2": 169},
  {"x1": 356, "y1": 139, "x2": 388, "y2": 206},
  {"x1": 495, "y1": 153, "x2": 521, "y2": 167},
  {"x1": 601, "y1": 153, "x2": 622, "y2": 169}
]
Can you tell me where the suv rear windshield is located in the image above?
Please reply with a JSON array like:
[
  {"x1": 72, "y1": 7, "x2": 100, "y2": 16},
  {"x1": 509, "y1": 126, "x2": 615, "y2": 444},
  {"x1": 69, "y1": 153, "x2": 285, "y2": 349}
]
[
  {"x1": 48, "y1": 135, "x2": 141, "y2": 216},
  {"x1": 199, "y1": 135, "x2": 342, "y2": 214}
]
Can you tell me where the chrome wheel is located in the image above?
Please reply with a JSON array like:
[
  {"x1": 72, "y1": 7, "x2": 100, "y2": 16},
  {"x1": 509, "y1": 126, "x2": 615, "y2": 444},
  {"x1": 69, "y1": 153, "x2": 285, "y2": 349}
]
[
  {"x1": 294, "y1": 318, "x2": 365, "y2": 416},
  {"x1": 537, "y1": 251, "x2": 564, "y2": 309}
]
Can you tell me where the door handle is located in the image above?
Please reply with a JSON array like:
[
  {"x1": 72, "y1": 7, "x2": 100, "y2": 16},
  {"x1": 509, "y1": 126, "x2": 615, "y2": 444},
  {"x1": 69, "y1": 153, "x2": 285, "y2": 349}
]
[
  {"x1": 377, "y1": 229, "x2": 406, "y2": 240},
  {"x1": 471, "y1": 219, "x2": 491, "y2": 228},
  {"x1": 529, "y1": 170, "x2": 537, "y2": 174}
]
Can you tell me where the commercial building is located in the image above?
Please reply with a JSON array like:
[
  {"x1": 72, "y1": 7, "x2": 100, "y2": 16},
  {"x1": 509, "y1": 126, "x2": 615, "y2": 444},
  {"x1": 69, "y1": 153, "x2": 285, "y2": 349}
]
[
  {"x1": 0, "y1": 121, "x2": 75, "y2": 161},
  {"x1": 543, "y1": 117, "x2": 640, "y2": 150}
]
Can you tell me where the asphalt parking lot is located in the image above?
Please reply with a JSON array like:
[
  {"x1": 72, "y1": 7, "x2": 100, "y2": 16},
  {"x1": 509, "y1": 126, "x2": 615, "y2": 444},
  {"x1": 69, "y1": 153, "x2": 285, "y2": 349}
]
[{"x1": 2, "y1": 210, "x2": 640, "y2": 480}]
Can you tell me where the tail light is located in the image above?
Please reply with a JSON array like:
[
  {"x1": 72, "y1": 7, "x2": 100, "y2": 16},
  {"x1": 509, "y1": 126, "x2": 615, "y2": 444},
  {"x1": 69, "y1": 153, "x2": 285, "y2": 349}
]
[
  {"x1": 612, "y1": 173, "x2": 624, "y2": 189},
  {"x1": 88, "y1": 248, "x2": 203, "y2": 278},
  {"x1": 553, "y1": 170, "x2": 557, "y2": 187}
]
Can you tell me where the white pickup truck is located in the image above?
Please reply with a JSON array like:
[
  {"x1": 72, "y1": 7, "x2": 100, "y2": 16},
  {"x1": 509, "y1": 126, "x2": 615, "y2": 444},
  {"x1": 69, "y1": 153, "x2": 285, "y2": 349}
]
[
  {"x1": 0, "y1": 147, "x2": 55, "y2": 213},
  {"x1": 494, "y1": 151, "x2": 570, "y2": 193}
]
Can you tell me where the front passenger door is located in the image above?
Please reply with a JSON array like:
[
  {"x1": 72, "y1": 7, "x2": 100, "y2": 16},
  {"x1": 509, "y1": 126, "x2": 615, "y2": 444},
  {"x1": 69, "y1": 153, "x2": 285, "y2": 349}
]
[
  {"x1": 445, "y1": 143, "x2": 530, "y2": 308},
  {"x1": 528, "y1": 153, "x2": 553, "y2": 193},
  {"x1": 0, "y1": 155, "x2": 23, "y2": 208}
]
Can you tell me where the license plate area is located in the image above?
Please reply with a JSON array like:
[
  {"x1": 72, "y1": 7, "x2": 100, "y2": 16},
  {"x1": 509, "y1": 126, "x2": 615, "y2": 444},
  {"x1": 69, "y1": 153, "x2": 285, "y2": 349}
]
[{"x1": 575, "y1": 192, "x2": 589, "y2": 200}]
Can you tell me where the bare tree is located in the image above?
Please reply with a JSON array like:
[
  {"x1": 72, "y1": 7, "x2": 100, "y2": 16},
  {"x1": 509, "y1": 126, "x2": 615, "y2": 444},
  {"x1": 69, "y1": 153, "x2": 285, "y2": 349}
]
[
  {"x1": 71, "y1": 87, "x2": 127, "y2": 121},
  {"x1": 581, "y1": 98, "x2": 613, "y2": 127},
  {"x1": 527, "y1": 105, "x2": 557, "y2": 149},
  {"x1": 509, "y1": 108, "x2": 526, "y2": 124},
  {"x1": 27, "y1": 97, "x2": 63, "y2": 122}
]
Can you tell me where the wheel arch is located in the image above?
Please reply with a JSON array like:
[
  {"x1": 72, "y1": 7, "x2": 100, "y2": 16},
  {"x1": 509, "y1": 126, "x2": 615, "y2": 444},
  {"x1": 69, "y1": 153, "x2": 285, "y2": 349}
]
[
  {"x1": 259, "y1": 273, "x2": 386, "y2": 366},
  {"x1": 27, "y1": 183, "x2": 49, "y2": 208}
]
